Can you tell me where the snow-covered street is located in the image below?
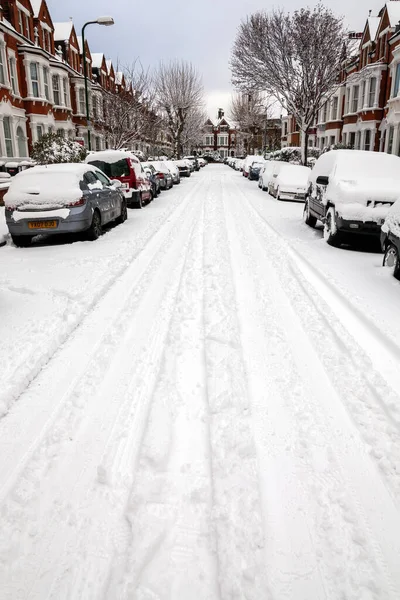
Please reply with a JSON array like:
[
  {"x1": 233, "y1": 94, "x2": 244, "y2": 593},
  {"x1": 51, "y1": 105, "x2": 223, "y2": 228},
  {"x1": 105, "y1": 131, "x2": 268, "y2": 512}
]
[{"x1": 1, "y1": 164, "x2": 400, "y2": 599}]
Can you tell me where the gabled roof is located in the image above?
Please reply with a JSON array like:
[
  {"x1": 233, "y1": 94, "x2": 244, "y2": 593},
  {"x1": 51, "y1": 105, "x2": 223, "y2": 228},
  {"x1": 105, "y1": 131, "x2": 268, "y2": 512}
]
[
  {"x1": 368, "y1": 16, "x2": 380, "y2": 41},
  {"x1": 53, "y1": 21, "x2": 73, "y2": 42},
  {"x1": 204, "y1": 118, "x2": 215, "y2": 127},
  {"x1": 106, "y1": 59, "x2": 114, "y2": 76},
  {"x1": 30, "y1": 0, "x2": 42, "y2": 18},
  {"x1": 92, "y1": 53, "x2": 106, "y2": 69},
  {"x1": 386, "y1": 1, "x2": 400, "y2": 27},
  {"x1": 216, "y1": 117, "x2": 232, "y2": 128},
  {"x1": 116, "y1": 71, "x2": 124, "y2": 86}
]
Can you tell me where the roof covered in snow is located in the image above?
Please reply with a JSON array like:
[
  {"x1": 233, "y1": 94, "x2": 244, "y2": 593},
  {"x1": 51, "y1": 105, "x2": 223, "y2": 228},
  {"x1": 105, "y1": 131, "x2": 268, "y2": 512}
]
[
  {"x1": 91, "y1": 53, "x2": 105, "y2": 69},
  {"x1": 54, "y1": 21, "x2": 73, "y2": 42},
  {"x1": 30, "y1": 0, "x2": 42, "y2": 18},
  {"x1": 368, "y1": 16, "x2": 380, "y2": 41},
  {"x1": 386, "y1": 1, "x2": 400, "y2": 27},
  {"x1": 106, "y1": 60, "x2": 114, "y2": 75}
]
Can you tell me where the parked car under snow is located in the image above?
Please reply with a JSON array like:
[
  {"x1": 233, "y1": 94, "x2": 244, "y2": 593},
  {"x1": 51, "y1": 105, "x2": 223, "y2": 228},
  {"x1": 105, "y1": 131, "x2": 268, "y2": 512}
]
[
  {"x1": 4, "y1": 163, "x2": 126, "y2": 247},
  {"x1": 381, "y1": 198, "x2": 400, "y2": 280},
  {"x1": 304, "y1": 150, "x2": 400, "y2": 247},
  {"x1": 274, "y1": 164, "x2": 311, "y2": 201}
]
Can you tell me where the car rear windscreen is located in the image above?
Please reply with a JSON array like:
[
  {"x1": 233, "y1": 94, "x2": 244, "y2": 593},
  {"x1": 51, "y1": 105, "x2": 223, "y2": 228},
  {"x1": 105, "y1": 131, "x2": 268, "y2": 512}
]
[{"x1": 88, "y1": 159, "x2": 130, "y2": 178}]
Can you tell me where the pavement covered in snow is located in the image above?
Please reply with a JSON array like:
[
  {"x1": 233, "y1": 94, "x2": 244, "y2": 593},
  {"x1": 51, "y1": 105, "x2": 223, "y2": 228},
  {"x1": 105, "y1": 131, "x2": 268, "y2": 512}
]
[{"x1": 1, "y1": 165, "x2": 400, "y2": 599}]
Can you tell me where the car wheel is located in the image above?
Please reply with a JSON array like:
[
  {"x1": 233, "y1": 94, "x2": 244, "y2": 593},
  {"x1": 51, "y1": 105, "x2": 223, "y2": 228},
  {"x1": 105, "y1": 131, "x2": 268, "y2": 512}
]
[
  {"x1": 303, "y1": 199, "x2": 317, "y2": 228},
  {"x1": 116, "y1": 200, "x2": 127, "y2": 225},
  {"x1": 324, "y1": 207, "x2": 342, "y2": 247},
  {"x1": 11, "y1": 235, "x2": 33, "y2": 247},
  {"x1": 383, "y1": 243, "x2": 400, "y2": 280},
  {"x1": 136, "y1": 192, "x2": 143, "y2": 209},
  {"x1": 87, "y1": 210, "x2": 102, "y2": 241}
]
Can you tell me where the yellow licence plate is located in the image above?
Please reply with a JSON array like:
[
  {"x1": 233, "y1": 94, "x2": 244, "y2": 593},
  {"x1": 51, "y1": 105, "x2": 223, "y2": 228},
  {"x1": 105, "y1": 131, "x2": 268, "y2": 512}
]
[{"x1": 28, "y1": 220, "x2": 57, "y2": 229}]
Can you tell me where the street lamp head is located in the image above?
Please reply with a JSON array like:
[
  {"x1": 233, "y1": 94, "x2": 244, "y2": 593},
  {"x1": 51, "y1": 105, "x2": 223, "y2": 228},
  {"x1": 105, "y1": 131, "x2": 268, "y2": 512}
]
[{"x1": 96, "y1": 16, "x2": 114, "y2": 26}]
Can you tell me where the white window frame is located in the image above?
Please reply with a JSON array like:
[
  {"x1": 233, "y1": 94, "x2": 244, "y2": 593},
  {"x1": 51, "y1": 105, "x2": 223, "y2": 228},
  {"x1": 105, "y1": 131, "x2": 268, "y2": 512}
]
[
  {"x1": 368, "y1": 77, "x2": 377, "y2": 108},
  {"x1": 43, "y1": 66, "x2": 50, "y2": 101},
  {"x1": 8, "y1": 52, "x2": 19, "y2": 96},
  {"x1": 52, "y1": 74, "x2": 60, "y2": 105},
  {"x1": 30, "y1": 62, "x2": 40, "y2": 98},
  {"x1": 3, "y1": 116, "x2": 13, "y2": 158},
  {"x1": 63, "y1": 77, "x2": 68, "y2": 107}
]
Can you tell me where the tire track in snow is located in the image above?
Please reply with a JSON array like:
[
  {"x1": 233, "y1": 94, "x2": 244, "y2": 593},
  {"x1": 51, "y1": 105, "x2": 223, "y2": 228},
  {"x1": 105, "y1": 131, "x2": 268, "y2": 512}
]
[
  {"x1": 104, "y1": 189, "x2": 221, "y2": 600},
  {"x1": 225, "y1": 173, "x2": 400, "y2": 599},
  {"x1": 0, "y1": 184, "x2": 206, "y2": 600},
  {"x1": 238, "y1": 179, "x2": 400, "y2": 502},
  {"x1": 0, "y1": 177, "x2": 204, "y2": 419},
  {"x1": 201, "y1": 173, "x2": 271, "y2": 599}
]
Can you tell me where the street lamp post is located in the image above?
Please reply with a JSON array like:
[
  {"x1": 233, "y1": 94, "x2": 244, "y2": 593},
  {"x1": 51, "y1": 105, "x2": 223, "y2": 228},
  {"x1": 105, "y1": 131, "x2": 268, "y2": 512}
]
[{"x1": 81, "y1": 16, "x2": 114, "y2": 151}]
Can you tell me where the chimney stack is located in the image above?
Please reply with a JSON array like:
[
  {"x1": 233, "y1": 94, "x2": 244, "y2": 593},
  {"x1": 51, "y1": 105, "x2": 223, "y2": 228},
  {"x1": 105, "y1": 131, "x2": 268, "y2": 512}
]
[{"x1": 218, "y1": 108, "x2": 224, "y2": 120}]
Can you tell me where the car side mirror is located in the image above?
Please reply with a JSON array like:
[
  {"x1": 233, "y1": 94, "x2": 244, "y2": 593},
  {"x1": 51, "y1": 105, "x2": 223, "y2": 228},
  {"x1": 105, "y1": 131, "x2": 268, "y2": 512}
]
[
  {"x1": 111, "y1": 179, "x2": 122, "y2": 189},
  {"x1": 316, "y1": 175, "x2": 329, "y2": 186}
]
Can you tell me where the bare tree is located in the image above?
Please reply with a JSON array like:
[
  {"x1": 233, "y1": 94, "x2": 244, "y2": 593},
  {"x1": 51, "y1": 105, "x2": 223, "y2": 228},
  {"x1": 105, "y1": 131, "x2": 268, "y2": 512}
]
[
  {"x1": 100, "y1": 60, "x2": 158, "y2": 150},
  {"x1": 230, "y1": 91, "x2": 276, "y2": 154},
  {"x1": 154, "y1": 61, "x2": 204, "y2": 158},
  {"x1": 180, "y1": 106, "x2": 207, "y2": 155},
  {"x1": 231, "y1": 4, "x2": 346, "y2": 164}
]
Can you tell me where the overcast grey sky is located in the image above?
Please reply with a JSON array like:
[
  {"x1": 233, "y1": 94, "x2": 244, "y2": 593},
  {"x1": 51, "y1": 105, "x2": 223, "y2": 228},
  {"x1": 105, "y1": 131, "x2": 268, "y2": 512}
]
[{"x1": 47, "y1": 0, "x2": 385, "y2": 120}]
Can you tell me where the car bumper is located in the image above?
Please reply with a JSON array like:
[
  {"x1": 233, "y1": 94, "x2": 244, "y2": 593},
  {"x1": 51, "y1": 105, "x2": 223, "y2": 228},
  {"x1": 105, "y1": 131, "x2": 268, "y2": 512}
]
[
  {"x1": 6, "y1": 205, "x2": 93, "y2": 236},
  {"x1": 336, "y1": 216, "x2": 382, "y2": 236},
  {"x1": 279, "y1": 191, "x2": 306, "y2": 201}
]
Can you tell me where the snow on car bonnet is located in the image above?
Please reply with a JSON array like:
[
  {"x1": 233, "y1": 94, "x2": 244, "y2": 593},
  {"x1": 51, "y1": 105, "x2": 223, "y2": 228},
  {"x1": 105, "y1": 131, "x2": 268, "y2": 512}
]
[
  {"x1": 382, "y1": 198, "x2": 400, "y2": 237},
  {"x1": 4, "y1": 164, "x2": 92, "y2": 210}
]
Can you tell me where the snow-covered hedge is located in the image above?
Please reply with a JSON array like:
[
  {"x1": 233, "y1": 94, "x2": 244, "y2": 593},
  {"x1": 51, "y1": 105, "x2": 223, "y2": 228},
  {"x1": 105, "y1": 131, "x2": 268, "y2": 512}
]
[
  {"x1": 269, "y1": 146, "x2": 320, "y2": 165},
  {"x1": 31, "y1": 133, "x2": 88, "y2": 165}
]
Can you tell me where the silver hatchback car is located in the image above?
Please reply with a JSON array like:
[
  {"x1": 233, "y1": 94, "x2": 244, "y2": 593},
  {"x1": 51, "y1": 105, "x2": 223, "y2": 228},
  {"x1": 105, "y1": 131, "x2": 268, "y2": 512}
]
[{"x1": 4, "y1": 163, "x2": 127, "y2": 247}]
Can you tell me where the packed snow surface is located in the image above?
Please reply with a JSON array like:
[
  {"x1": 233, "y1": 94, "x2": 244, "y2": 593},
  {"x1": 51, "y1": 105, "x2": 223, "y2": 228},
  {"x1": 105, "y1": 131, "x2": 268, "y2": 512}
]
[{"x1": 1, "y1": 166, "x2": 400, "y2": 599}]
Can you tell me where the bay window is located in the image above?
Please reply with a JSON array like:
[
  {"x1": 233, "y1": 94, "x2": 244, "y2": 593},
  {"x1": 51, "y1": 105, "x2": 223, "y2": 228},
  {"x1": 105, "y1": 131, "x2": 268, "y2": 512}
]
[
  {"x1": 393, "y1": 64, "x2": 400, "y2": 98},
  {"x1": 352, "y1": 86, "x2": 359, "y2": 113},
  {"x1": 30, "y1": 62, "x2": 40, "y2": 97},
  {"x1": 43, "y1": 67, "x2": 50, "y2": 100},
  {"x1": 63, "y1": 78, "x2": 68, "y2": 106},
  {"x1": 8, "y1": 57, "x2": 18, "y2": 95},
  {"x1": 78, "y1": 88, "x2": 85, "y2": 114},
  {"x1": 52, "y1": 75, "x2": 60, "y2": 105},
  {"x1": 0, "y1": 47, "x2": 5, "y2": 85},
  {"x1": 368, "y1": 78, "x2": 377, "y2": 107}
]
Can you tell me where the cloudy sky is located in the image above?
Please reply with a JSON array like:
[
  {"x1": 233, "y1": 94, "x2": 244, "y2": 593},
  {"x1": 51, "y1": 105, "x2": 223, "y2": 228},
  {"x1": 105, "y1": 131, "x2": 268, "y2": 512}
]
[{"x1": 47, "y1": 0, "x2": 386, "y2": 120}]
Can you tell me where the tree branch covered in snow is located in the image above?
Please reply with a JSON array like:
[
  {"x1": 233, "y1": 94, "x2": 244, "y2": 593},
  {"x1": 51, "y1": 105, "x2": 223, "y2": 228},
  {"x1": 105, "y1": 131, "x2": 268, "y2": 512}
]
[
  {"x1": 31, "y1": 133, "x2": 88, "y2": 164},
  {"x1": 231, "y1": 4, "x2": 346, "y2": 164},
  {"x1": 230, "y1": 91, "x2": 277, "y2": 153},
  {"x1": 154, "y1": 61, "x2": 204, "y2": 158},
  {"x1": 100, "y1": 60, "x2": 159, "y2": 150}
]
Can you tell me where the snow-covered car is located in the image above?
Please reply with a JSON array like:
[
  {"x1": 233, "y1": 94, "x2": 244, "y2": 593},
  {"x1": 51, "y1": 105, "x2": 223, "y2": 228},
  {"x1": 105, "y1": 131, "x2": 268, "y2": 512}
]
[
  {"x1": 304, "y1": 150, "x2": 400, "y2": 247},
  {"x1": 248, "y1": 159, "x2": 266, "y2": 181},
  {"x1": 142, "y1": 163, "x2": 161, "y2": 197},
  {"x1": 164, "y1": 161, "x2": 181, "y2": 184},
  {"x1": 183, "y1": 155, "x2": 200, "y2": 171},
  {"x1": 242, "y1": 155, "x2": 257, "y2": 177},
  {"x1": 175, "y1": 160, "x2": 191, "y2": 177},
  {"x1": 274, "y1": 164, "x2": 311, "y2": 201},
  {"x1": 198, "y1": 157, "x2": 207, "y2": 167},
  {"x1": 148, "y1": 161, "x2": 173, "y2": 190},
  {"x1": 258, "y1": 161, "x2": 286, "y2": 196},
  {"x1": 235, "y1": 159, "x2": 244, "y2": 171},
  {"x1": 4, "y1": 163, "x2": 127, "y2": 247},
  {"x1": 86, "y1": 150, "x2": 152, "y2": 208},
  {"x1": 381, "y1": 199, "x2": 400, "y2": 279}
]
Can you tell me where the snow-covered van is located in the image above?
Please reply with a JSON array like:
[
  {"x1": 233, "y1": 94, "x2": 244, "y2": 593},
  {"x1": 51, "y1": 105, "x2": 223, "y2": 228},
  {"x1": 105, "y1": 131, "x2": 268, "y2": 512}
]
[
  {"x1": 304, "y1": 150, "x2": 400, "y2": 246},
  {"x1": 85, "y1": 150, "x2": 152, "y2": 208}
]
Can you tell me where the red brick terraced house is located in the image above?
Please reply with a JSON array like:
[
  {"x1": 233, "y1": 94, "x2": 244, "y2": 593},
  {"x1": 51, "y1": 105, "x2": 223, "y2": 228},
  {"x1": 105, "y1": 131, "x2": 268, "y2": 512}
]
[
  {"x1": 0, "y1": 0, "x2": 136, "y2": 169},
  {"x1": 284, "y1": 2, "x2": 400, "y2": 156},
  {"x1": 199, "y1": 110, "x2": 238, "y2": 159}
]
